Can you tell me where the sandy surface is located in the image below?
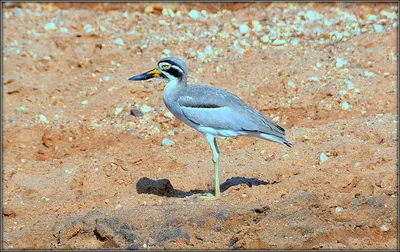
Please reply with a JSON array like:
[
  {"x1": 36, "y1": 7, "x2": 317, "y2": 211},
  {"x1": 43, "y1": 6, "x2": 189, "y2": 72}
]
[{"x1": 2, "y1": 2, "x2": 398, "y2": 250}]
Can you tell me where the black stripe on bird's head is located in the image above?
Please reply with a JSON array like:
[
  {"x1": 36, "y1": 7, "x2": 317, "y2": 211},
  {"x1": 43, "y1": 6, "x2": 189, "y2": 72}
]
[{"x1": 157, "y1": 57, "x2": 187, "y2": 81}]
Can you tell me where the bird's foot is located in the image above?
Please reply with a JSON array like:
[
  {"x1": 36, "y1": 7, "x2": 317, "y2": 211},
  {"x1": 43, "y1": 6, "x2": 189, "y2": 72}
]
[{"x1": 198, "y1": 193, "x2": 220, "y2": 200}]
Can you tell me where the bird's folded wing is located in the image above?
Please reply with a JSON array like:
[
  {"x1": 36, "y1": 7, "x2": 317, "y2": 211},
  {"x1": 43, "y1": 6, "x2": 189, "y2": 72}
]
[{"x1": 178, "y1": 95, "x2": 286, "y2": 137}]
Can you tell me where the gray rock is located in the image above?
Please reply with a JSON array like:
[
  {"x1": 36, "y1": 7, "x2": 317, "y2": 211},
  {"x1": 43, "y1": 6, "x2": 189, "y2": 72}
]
[{"x1": 130, "y1": 108, "x2": 143, "y2": 117}]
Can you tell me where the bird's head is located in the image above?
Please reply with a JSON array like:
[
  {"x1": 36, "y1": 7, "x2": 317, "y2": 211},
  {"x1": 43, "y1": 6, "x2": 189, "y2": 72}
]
[{"x1": 128, "y1": 57, "x2": 188, "y2": 83}]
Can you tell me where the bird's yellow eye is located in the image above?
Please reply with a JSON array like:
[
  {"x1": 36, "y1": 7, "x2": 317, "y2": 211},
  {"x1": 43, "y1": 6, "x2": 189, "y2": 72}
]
[{"x1": 160, "y1": 64, "x2": 170, "y2": 70}]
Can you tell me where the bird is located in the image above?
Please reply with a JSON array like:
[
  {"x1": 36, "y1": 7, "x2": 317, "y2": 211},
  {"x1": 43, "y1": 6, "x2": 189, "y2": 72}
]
[{"x1": 128, "y1": 57, "x2": 292, "y2": 200}]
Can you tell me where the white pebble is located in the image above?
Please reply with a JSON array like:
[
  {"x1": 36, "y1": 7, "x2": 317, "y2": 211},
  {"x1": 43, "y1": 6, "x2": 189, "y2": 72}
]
[
  {"x1": 60, "y1": 27, "x2": 69, "y2": 33},
  {"x1": 123, "y1": 11, "x2": 129, "y2": 18},
  {"x1": 204, "y1": 45, "x2": 213, "y2": 56},
  {"x1": 365, "y1": 71, "x2": 374, "y2": 77},
  {"x1": 291, "y1": 38, "x2": 299, "y2": 46},
  {"x1": 341, "y1": 101, "x2": 350, "y2": 110},
  {"x1": 115, "y1": 107, "x2": 123, "y2": 116},
  {"x1": 336, "y1": 57, "x2": 347, "y2": 68},
  {"x1": 81, "y1": 100, "x2": 88, "y2": 105},
  {"x1": 164, "y1": 111, "x2": 174, "y2": 119},
  {"x1": 272, "y1": 39, "x2": 285, "y2": 46},
  {"x1": 39, "y1": 114, "x2": 48, "y2": 123},
  {"x1": 44, "y1": 22, "x2": 56, "y2": 31},
  {"x1": 188, "y1": 9, "x2": 200, "y2": 20},
  {"x1": 319, "y1": 152, "x2": 328, "y2": 164},
  {"x1": 162, "y1": 138, "x2": 175, "y2": 146},
  {"x1": 373, "y1": 24, "x2": 383, "y2": 33},
  {"x1": 344, "y1": 80, "x2": 354, "y2": 89},
  {"x1": 339, "y1": 90, "x2": 347, "y2": 96},
  {"x1": 113, "y1": 38, "x2": 124, "y2": 46},
  {"x1": 288, "y1": 80, "x2": 296, "y2": 88},
  {"x1": 163, "y1": 49, "x2": 171, "y2": 56},
  {"x1": 140, "y1": 105, "x2": 152, "y2": 113},
  {"x1": 260, "y1": 35, "x2": 270, "y2": 44},
  {"x1": 238, "y1": 24, "x2": 250, "y2": 34},
  {"x1": 335, "y1": 206, "x2": 343, "y2": 213},
  {"x1": 380, "y1": 225, "x2": 389, "y2": 232},
  {"x1": 84, "y1": 24, "x2": 92, "y2": 33}
]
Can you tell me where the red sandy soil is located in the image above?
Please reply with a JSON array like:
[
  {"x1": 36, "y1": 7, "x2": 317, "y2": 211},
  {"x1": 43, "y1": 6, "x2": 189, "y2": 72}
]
[{"x1": 2, "y1": 2, "x2": 398, "y2": 249}]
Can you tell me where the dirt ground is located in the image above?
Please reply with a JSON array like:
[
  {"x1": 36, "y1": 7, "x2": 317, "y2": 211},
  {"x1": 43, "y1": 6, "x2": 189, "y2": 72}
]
[{"x1": 2, "y1": 2, "x2": 398, "y2": 250}]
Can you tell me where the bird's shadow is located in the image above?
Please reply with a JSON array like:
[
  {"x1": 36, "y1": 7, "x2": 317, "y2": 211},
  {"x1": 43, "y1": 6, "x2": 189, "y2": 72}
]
[{"x1": 136, "y1": 176, "x2": 278, "y2": 198}]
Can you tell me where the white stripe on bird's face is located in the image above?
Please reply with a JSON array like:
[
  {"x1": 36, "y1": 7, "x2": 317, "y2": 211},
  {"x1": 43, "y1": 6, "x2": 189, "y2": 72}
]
[{"x1": 158, "y1": 64, "x2": 184, "y2": 81}]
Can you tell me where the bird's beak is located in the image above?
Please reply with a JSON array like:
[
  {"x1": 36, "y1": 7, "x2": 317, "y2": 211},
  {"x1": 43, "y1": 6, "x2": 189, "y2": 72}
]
[{"x1": 128, "y1": 68, "x2": 161, "y2": 81}]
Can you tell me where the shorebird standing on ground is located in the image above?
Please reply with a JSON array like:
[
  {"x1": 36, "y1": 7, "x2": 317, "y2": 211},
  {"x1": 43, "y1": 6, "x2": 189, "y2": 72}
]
[{"x1": 128, "y1": 57, "x2": 292, "y2": 200}]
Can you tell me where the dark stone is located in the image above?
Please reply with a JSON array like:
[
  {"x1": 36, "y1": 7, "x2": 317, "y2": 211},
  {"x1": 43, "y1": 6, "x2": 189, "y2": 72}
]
[
  {"x1": 153, "y1": 227, "x2": 189, "y2": 243},
  {"x1": 130, "y1": 108, "x2": 143, "y2": 117},
  {"x1": 126, "y1": 244, "x2": 140, "y2": 250},
  {"x1": 136, "y1": 177, "x2": 174, "y2": 196}
]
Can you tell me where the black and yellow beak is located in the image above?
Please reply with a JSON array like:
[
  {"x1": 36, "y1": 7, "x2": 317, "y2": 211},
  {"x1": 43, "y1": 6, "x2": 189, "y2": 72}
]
[{"x1": 128, "y1": 69, "x2": 161, "y2": 81}]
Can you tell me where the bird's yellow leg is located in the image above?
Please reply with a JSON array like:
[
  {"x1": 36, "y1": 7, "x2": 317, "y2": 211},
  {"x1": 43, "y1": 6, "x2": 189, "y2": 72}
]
[{"x1": 199, "y1": 135, "x2": 221, "y2": 200}]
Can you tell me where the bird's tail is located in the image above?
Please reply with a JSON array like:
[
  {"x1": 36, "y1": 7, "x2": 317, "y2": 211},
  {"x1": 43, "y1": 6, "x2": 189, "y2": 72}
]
[{"x1": 259, "y1": 133, "x2": 293, "y2": 148}]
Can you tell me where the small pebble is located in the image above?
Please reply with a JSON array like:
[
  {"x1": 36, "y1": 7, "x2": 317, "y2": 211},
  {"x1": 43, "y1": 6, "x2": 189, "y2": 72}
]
[
  {"x1": 373, "y1": 24, "x2": 383, "y2": 33},
  {"x1": 140, "y1": 105, "x2": 152, "y2": 113},
  {"x1": 115, "y1": 204, "x2": 122, "y2": 209},
  {"x1": 238, "y1": 24, "x2": 250, "y2": 34},
  {"x1": 162, "y1": 138, "x2": 175, "y2": 146},
  {"x1": 204, "y1": 45, "x2": 213, "y2": 56},
  {"x1": 131, "y1": 108, "x2": 143, "y2": 117},
  {"x1": 365, "y1": 71, "x2": 374, "y2": 77},
  {"x1": 144, "y1": 5, "x2": 154, "y2": 14},
  {"x1": 115, "y1": 107, "x2": 123, "y2": 116},
  {"x1": 260, "y1": 35, "x2": 270, "y2": 44},
  {"x1": 44, "y1": 22, "x2": 56, "y2": 31},
  {"x1": 16, "y1": 105, "x2": 28, "y2": 112},
  {"x1": 163, "y1": 49, "x2": 171, "y2": 56},
  {"x1": 341, "y1": 101, "x2": 350, "y2": 110},
  {"x1": 188, "y1": 9, "x2": 200, "y2": 20},
  {"x1": 60, "y1": 27, "x2": 69, "y2": 33},
  {"x1": 113, "y1": 38, "x2": 124, "y2": 46},
  {"x1": 39, "y1": 114, "x2": 48, "y2": 123},
  {"x1": 81, "y1": 100, "x2": 88, "y2": 105},
  {"x1": 344, "y1": 80, "x2": 354, "y2": 89},
  {"x1": 272, "y1": 39, "x2": 285, "y2": 46},
  {"x1": 164, "y1": 111, "x2": 174, "y2": 119},
  {"x1": 84, "y1": 24, "x2": 92, "y2": 33},
  {"x1": 288, "y1": 80, "x2": 296, "y2": 88},
  {"x1": 335, "y1": 206, "x2": 343, "y2": 213},
  {"x1": 380, "y1": 225, "x2": 389, "y2": 232},
  {"x1": 319, "y1": 152, "x2": 328, "y2": 164},
  {"x1": 339, "y1": 90, "x2": 347, "y2": 96},
  {"x1": 336, "y1": 57, "x2": 347, "y2": 68}
]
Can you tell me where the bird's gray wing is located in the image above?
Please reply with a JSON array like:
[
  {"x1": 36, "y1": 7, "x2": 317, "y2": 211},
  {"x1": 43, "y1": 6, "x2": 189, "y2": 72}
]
[{"x1": 178, "y1": 85, "x2": 287, "y2": 137}]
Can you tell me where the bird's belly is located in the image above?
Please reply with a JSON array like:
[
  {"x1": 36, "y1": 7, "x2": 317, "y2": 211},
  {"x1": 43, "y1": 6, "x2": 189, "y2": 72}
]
[{"x1": 194, "y1": 126, "x2": 240, "y2": 137}]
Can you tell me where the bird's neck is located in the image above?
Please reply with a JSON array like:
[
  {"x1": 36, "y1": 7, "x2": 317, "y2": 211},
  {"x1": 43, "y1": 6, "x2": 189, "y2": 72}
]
[
  {"x1": 162, "y1": 78, "x2": 186, "y2": 116},
  {"x1": 164, "y1": 78, "x2": 186, "y2": 98}
]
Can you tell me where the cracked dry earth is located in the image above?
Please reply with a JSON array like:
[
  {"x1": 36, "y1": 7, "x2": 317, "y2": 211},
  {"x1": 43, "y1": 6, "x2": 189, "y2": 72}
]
[{"x1": 2, "y1": 2, "x2": 398, "y2": 250}]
